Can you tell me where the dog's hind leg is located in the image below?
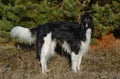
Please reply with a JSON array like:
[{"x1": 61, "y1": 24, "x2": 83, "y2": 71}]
[
  {"x1": 41, "y1": 43, "x2": 50, "y2": 73},
  {"x1": 44, "y1": 40, "x2": 56, "y2": 73},
  {"x1": 40, "y1": 33, "x2": 52, "y2": 73}
]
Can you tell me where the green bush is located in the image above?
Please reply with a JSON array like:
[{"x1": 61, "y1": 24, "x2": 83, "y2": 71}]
[
  {"x1": 92, "y1": 1, "x2": 120, "y2": 38},
  {"x1": 0, "y1": 0, "x2": 120, "y2": 38}
]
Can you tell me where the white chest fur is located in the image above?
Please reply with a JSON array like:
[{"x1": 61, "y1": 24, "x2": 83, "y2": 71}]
[
  {"x1": 86, "y1": 28, "x2": 92, "y2": 44},
  {"x1": 80, "y1": 28, "x2": 92, "y2": 54}
]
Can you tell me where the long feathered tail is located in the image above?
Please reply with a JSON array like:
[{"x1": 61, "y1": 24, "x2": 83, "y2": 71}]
[{"x1": 10, "y1": 26, "x2": 36, "y2": 45}]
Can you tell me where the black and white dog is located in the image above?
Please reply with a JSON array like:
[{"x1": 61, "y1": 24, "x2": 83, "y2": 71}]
[{"x1": 11, "y1": 12, "x2": 94, "y2": 73}]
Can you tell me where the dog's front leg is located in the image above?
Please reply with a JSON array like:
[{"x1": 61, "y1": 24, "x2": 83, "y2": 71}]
[{"x1": 71, "y1": 52, "x2": 78, "y2": 73}]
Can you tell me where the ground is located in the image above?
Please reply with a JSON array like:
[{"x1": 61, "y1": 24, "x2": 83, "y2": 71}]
[{"x1": 0, "y1": 34, "x2": 120, "y2": 79}]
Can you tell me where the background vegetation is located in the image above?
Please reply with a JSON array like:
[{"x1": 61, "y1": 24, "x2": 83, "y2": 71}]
[{"x1": 0, "y1": 0, "x2": 120, "y2": 38}]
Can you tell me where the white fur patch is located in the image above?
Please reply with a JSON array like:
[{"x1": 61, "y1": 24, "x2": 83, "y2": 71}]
[
  {"x1": 86, "y1": 24, "x2": 88, "y2": 27},
  {"x1": 10, "y1": 26, "x2": 35, "y2": 45},
  {"x1": 80, "y1": 28, "x2": 92, "y2": 54},
  {"x1": 40, "y1": 33, "x2": 56, "y2": 73},
  {"x1": 62, "y1": 41, "x2": 71, "y2": 54},
  {"x1": 71, "y1": 52, "x2": 78, "y2": 73}
]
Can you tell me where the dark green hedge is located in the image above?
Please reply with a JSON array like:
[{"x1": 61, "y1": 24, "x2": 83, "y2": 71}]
[{"x1": 0, "y1": 0, "x2": 120, "y2": 38}]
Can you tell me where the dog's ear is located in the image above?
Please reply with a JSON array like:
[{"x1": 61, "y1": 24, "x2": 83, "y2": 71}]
[{"x1": 81, "y1": 12, "x2": 93, "y2": 24}]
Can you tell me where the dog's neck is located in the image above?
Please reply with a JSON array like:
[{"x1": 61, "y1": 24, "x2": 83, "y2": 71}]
[
  {"x1": 79, "y1": 23, "x2": 92, "y2": 44},
  {"x1": 85, "y1": 28, "x2": 92, "y2": 44}
]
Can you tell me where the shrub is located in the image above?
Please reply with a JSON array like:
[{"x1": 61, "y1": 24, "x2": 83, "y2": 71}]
[
  {"x1": 0, "y1": 0, "x2": 120, "y2": 38},
  {"x1": 92, "y1": 1, "x2": 120, "y2": 38}
]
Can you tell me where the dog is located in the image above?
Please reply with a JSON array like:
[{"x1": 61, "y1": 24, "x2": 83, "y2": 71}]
[{"x1": 10, "y1": 12, "x2": 94, "y2": 73}]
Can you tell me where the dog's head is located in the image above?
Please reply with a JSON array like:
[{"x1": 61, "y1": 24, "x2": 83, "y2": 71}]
[
  {"x1": 81, "y1": 12, "x2": 93, "y2": 24},
  {"x1": 80, "y1": 12, "x2": 94, "y2": 36}
]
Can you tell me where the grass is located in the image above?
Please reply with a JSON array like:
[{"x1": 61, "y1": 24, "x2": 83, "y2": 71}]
[{"x1": 0, "y1": 39, "x2": 120, "y2": 79}]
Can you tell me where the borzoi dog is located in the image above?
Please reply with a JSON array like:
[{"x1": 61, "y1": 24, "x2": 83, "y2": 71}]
[{"x1": 10, "y1": 12, "x2": 94, "y2": 73}]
